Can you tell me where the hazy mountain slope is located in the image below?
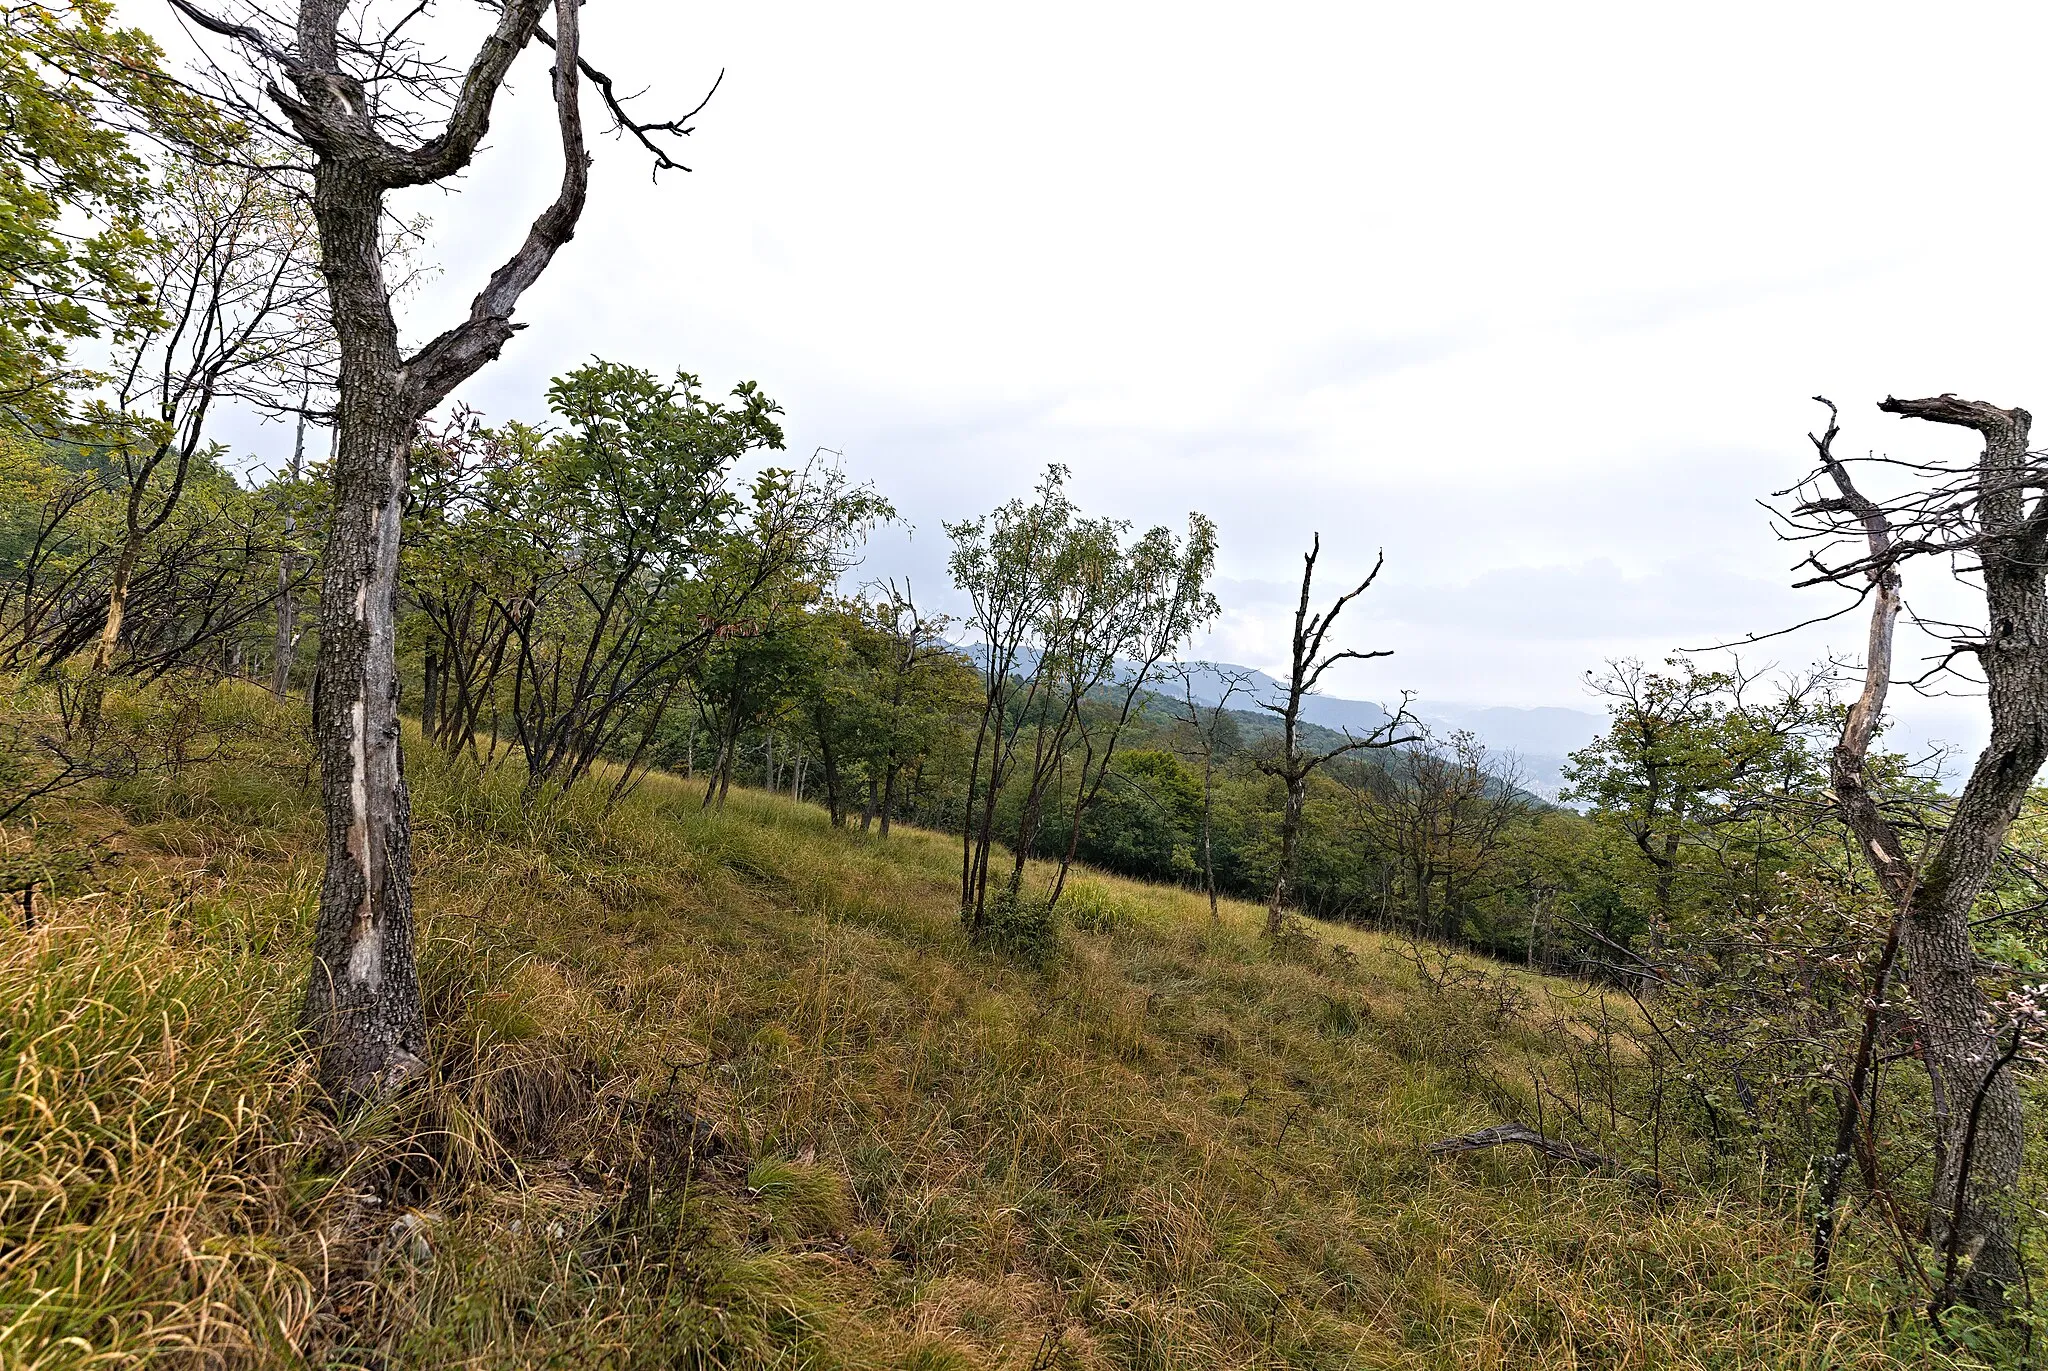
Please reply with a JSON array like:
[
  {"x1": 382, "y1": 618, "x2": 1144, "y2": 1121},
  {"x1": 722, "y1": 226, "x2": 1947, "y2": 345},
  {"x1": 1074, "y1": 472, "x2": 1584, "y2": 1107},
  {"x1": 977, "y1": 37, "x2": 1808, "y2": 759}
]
[{"x1": 1176, "y1": 662, "x2": 1606, "y2": 800}]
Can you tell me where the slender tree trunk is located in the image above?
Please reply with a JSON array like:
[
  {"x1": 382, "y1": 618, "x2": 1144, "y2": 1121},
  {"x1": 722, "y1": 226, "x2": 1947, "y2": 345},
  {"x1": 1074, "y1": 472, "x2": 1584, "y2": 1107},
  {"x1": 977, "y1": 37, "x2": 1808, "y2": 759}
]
[
  {"x1": 273, "y1": 398, "x2": 307, "y2": 697},
  {"x1": 1202, "y1": 752, "x2": 1218, "y2": 921},
  {"x1": 1813, "y1": 907, "x2": 1903, "y2": 1295},
  {"x1": 880, "y1": 764, "x2": 899, "y2": 837},
  {"x1": 91, "y1": 538, "x2": 143, "y2": 672},
  {"x1": 272, "y1": 538, "x2": 297, "y2": 694},
  {"x1": 814, "y1": 731, "x2": 844, "y2": 825},
  {"x1": 702, "y1": 733, "x2": 725, "y2": 808},
  {"x1": 960, "y1": 683, "x2": 1001, "y2": 920},
  {"x1": 716, "y1": 722, "x2": 736, "y2": 808},
  {"x1": 95, "y1": 439, "x2": 193, "y2": 673},
  {"x1": 422, "y1": 651, "x2": 441, "y2": 735},
  {"x1": 1267, "y1": 774, "x2": 1305, "y2": 937},
  {"x1": 967, "y1": 755, "x2": 1004, "y2": 928}
]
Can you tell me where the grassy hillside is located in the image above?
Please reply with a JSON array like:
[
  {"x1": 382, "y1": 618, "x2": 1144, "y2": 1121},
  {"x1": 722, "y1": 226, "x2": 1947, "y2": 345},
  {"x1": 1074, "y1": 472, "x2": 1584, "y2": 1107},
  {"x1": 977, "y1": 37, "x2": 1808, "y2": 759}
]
[{"x1": 0, "y1": 684, "x2": 1976, "y2": 1369}]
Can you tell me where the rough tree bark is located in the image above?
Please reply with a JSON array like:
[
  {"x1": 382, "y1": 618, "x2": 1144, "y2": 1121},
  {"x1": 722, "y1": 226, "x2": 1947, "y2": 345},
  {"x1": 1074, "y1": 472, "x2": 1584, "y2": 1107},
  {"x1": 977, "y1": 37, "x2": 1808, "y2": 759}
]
[
  {"x1": 177, "y1": 0, "x2": 607, "y2": 1099},
  {"x1": 1799, "y1": 395, "x2": 2041, "y2": 1312}
]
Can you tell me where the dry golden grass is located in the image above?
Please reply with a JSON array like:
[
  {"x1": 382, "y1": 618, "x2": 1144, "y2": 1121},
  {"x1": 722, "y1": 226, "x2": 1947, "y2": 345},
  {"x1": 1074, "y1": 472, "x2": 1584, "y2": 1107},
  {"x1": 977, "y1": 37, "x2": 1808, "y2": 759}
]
[{"x1": 0, "y1": 683, "x2": 1998, "y2": 1368}]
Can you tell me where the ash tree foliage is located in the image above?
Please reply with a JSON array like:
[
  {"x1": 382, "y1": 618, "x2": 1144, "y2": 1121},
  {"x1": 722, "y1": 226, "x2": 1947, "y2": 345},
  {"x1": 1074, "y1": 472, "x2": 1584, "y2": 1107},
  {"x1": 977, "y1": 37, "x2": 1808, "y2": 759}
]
[
  {"x1": 807, "y1": 583, "x2": 980, "y2": 835},
  {"x1": 401, "y1": 362, "x2": 885, "y2": 803},
  {"x1": 946, "y1": 464, "x2": 1218, "y2": 938},
  {"x1": 1354, "y1": 728, "x2": 1526, "y2": 944},
  {"x1": 0, "y1": 2, "x2": 222, "y2": 428},
  {"x1": 1562, "y1": 657, "x2": 1833, "y2": 961}
]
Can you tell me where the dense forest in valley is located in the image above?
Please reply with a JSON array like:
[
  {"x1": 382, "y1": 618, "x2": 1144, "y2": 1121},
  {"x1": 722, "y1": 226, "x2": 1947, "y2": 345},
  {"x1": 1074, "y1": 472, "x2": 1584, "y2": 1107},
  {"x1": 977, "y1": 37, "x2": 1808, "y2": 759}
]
[{"x1": 8, "y1": 3, "x2": 2048, "y2": 1369}]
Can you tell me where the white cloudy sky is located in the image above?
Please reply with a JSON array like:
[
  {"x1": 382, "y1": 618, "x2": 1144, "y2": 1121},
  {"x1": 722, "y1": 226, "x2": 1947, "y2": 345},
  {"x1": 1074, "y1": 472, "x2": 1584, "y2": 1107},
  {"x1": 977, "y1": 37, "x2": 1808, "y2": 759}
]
[{"x1": 152, "y1": 0, "x2": 2048, "y2": 751}]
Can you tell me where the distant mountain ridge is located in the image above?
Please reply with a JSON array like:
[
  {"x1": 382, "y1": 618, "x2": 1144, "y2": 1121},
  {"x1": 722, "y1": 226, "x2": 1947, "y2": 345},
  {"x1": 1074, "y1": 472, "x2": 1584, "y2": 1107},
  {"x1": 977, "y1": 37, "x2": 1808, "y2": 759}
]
[
  {"x1": 1173, "y1": 662, "x2": 1605, "y2": 801},
  {"x1": 952, "y1": 648, "x2": 1606, "y2": 801}
]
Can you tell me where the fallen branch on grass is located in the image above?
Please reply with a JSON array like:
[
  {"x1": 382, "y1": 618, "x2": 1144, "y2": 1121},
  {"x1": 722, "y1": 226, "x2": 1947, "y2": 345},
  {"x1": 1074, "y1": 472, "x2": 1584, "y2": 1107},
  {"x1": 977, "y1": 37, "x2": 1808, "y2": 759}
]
[
  {"x1": 1428, "y1": 1122, "x2": 1610, "y2": 1168},
  {"x1": 1428, "y1": 1122, "x2": 1665, "y2": 1195}
]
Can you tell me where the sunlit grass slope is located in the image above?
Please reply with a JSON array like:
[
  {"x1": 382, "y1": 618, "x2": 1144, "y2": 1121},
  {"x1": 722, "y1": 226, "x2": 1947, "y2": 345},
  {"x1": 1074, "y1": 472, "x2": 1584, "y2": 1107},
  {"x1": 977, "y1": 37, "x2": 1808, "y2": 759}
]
[{"x1": 0, "y1": 685, "x2": 1980, "y2": 1368}]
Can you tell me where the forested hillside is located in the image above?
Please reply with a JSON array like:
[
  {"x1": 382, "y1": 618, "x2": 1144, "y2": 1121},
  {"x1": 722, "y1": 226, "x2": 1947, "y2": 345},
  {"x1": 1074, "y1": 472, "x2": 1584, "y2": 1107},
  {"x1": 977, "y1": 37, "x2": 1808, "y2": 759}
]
[{"x1": 6, "y1": 3, "x2": 2048, "y2": 1368}]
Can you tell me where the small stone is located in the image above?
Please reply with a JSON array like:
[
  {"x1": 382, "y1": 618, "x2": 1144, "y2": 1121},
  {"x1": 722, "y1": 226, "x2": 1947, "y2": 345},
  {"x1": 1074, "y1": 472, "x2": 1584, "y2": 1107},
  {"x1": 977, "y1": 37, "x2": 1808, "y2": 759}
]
[{"x1": 388, "y1": 1212, "x2": 434, "y2": 1264}]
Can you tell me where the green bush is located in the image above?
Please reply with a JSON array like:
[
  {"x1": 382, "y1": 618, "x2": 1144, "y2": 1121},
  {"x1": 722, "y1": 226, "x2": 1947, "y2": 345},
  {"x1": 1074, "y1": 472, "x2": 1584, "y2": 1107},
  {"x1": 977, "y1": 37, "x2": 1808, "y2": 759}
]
[{"x1": 979, "y1": 887, "x2": 1061, "y2": 967}]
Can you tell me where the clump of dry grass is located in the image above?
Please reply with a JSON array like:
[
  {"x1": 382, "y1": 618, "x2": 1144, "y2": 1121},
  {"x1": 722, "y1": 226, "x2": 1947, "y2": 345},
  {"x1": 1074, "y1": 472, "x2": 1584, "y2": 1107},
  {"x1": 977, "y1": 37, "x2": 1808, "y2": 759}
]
[
  {"x1": 0, "y1": 681, "x2": 2007, "y2": 1368},
  {"x1": 0, "y1": 865, "x2": 317, "y2": 1366}
]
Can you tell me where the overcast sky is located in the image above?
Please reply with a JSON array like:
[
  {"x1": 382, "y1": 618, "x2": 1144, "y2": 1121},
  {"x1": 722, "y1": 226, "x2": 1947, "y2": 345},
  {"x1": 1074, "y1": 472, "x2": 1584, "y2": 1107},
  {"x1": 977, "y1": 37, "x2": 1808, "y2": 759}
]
[{"x1": 152, "y1": 1, "x2": 2048, "y2": 752}]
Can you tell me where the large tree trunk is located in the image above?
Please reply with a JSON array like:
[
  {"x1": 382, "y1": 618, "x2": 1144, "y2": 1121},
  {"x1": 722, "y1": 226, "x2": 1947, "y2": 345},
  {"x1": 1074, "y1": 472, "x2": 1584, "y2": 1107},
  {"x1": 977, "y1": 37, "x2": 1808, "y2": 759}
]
[
  {"x1": 1811, "y1": 395, "x2": 2041, "y2": 1312},
  {"x1": 299, "y1": 171, "x2": 427, "y2": 1095},
  {"x1": 1885, "y1": 399, "x2": 2038, "y2": 1311},
  {"x1": 168, "y1": 0, "x2": 595, "y2": 1103},
  {"x1": 1907, "y1": 731, "x2": 2036, "y2": 1306}
]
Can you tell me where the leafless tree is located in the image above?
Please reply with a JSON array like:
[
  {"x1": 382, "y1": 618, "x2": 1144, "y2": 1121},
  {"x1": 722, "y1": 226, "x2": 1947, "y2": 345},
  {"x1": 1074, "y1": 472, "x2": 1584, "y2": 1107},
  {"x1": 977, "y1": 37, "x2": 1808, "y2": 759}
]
[
  {"x1": 1258, "y1": 534, "x2": 1414, "y2": 938},
  {"x1": 1774, "y1": 394, "x2": 2048, "y2": 1313},
  {"x1": 172, "y1": 0, "x2": 716, "y2": 1100}
]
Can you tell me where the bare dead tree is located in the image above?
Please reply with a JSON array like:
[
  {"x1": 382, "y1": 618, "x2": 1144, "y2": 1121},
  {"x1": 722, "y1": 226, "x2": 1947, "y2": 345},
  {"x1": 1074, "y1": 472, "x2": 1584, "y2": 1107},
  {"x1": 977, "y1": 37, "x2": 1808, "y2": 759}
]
[
  {"x1": 1775, "y1": 394, "x2": 2046, "y2": 1313},
  {"x1": 172, "y1": 0, "x2": 715, "y2": 1101},
  {"x1": 1258, "y1": 534, "x2": 1415, "y2": 938}
]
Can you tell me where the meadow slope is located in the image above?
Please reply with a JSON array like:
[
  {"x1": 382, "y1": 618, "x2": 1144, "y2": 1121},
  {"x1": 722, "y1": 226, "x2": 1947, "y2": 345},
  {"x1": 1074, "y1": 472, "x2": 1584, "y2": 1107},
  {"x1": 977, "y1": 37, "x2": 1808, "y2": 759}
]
[{"x1": 0, "y1": 687, "x2": 1979, "y2": 1369}]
